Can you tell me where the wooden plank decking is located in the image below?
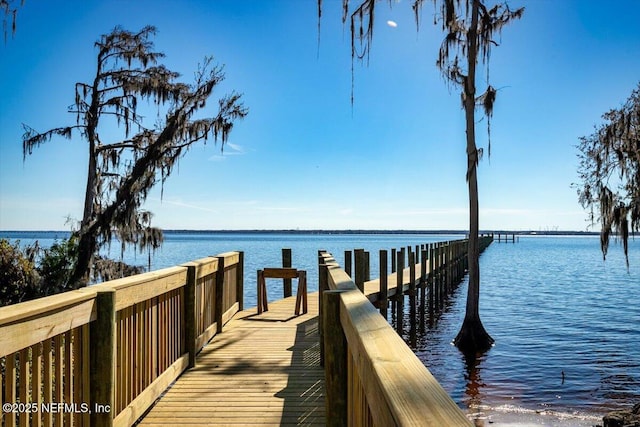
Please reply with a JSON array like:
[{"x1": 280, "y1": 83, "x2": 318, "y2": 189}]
[
  {"x1": 137, "y1": 266, "x2": 419, "y2": 426},
  {"x1": 138, "y1": 262, "x2": 434, "y2": 426},
  {"x1": 138, "y1": 293, "x2": 325, "y2": 426}
]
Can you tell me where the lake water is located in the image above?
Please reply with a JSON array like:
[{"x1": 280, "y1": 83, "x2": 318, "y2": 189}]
[{"x1": 2, "y1": 231, "x2": 638, "y2": 425}]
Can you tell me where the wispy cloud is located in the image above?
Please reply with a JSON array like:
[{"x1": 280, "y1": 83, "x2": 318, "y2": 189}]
[
  {"x1": 150, "y1": 198, "x2": 218, "y2": 213},
  {"x1": 208, "y1": 142, "x2": 247, "y2": 161},
  {"x1": 226, "y1": 143, "x2": 245, "y2": 153}
]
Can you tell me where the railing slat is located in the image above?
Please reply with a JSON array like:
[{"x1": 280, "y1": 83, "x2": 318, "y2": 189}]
[
  {"x1": 54, "y1": 334, "x2": 63, "y2": 427},
  {"x1": 5, "y1": 353, "x2": 16, "y2": 427}
]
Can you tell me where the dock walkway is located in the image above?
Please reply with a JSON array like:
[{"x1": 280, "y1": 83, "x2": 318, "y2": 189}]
[
  {"x1": 139, "y1": 259, "x2": 434, "y2": 426},
  {"x1": 138, "y1": 261, "x2": 428, "y2": 426},
  {"x1": 138, "y1": 294, "x2": 325, "y2": 426}
]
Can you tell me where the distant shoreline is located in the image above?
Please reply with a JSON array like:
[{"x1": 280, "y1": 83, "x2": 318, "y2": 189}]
[{"x1": 0, "y1": 229, "x2": 606, "y2": 236}]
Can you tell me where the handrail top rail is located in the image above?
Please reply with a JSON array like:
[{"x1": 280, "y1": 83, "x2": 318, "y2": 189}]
[
  {"x1": 320, "y1": 250, "x2": 473, "y2": 426},
  {"x1": 0, "y1": 288, "x2": 97, "y2": 326},
  {"x1": 182, "y1": 256, "x2": 220, "y2": 280},
  {"x1": 91, "y1": 265, "x2": 188, "y2": 291},
  {"x1": 216, "y1": 251, "x2": 242, "y2": 265},
  {"x1": 0, "y1": 251, "x2": 245, "y2": 323},
  {"x1": 182, "y1": 255, "x2": 218, "y2": 266}
]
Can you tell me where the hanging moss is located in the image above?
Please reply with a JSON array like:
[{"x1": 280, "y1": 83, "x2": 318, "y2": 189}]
[
  {"x1": 22, "y1": 27, "x2": 248, "y2": 285},
  {"x1": 577, "y1": 83, "x2": 640, "y2": 268}
]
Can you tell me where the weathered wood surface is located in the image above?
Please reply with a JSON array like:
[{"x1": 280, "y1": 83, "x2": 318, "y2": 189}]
[{"x1": 138, "y1": 294, "x2": 324, "y2": 426}]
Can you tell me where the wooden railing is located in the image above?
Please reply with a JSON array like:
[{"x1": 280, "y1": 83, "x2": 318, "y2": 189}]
[
  {"x1": 0, "y1": 290, "x2": 95, "y2": 427},
  {"x1": 0, "y1": 251, "x2": 243, "y2": 427},
  {"x1": 318, "y1": 237, "x2": 494, "y2": 426}
]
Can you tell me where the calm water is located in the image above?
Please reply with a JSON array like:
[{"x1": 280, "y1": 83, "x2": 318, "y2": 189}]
[
  {"x1": 2, "y1": 231, "x2": 638, "y2": 424},
  {"x1": 409, "y1": 235, "x2": 639, "y2": 425}
]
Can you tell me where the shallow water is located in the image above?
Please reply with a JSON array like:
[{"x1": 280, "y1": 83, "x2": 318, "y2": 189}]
[{"x1": 2, "y1": 231, "x2": 638, "y2": 423}]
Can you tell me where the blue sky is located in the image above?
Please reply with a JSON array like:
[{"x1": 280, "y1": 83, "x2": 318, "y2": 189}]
[{"x1": 1, "y1": 0, "x2": 639, "y2": 231}]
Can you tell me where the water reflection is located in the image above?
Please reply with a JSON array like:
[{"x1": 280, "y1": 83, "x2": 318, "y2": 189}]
[
  {"x1": 397, "y1": 236, "x2": 639, "y2": 423},
  {"x1": 463, "y1": 351, "x2": 488, "y2": 425}
]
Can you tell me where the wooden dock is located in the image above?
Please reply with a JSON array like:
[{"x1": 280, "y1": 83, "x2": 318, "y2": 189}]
[
  {"x1": 2, "y1": 237, "x2": 493, "y2": 426},
  {"x1": 138, "y1": 295, "x2": 325, "y2": 426}
]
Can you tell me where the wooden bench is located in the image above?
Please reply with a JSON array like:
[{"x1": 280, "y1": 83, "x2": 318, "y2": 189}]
[{"x1": 257, "y1": 268, "x2": 308, "y2": 315}]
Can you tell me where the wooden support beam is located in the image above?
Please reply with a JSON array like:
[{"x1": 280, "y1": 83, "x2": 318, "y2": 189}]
[
  {"x1": 322, "y1": 290, "x2": 348, "y2": 427},
  {"x1": 294, "y1": 271, "x2": 308, "y2": 315},
  {"x1": 318, "y1": 252, "x2": 328, "y2": 367},
  {"x1": 90, "y1": 289, "x2": 116, "y2": 427},
  {"x1": 379, "y1": 250, "x2": 388, "y2": 320},
  {"x1": 237, "y1": 251, "x2": 244, "y2": 312},
  {"x1": 215, "y1": 256, "x2": 225, "y2": 333},
  {"x1": 344, "y1": 250, "x2": 352, "y2": 277},
  {"x1": 395, "y1": 250, "x2": 404, "y2": 336},
  {"x1": 420, "y1": 249, "x2": 427, "y2": 333},
  {"x1": 409, "y1": 251, "x2": 417, "y2": 345},
  {"x1": 282, "y1": 248, "x2": 292, "y2": 297},
  {"x1": 354, "y1": 249, "x2": 366, "y2": 293},
  {"x1": 184, "y1": 265, "x2": 197, "y2": 368}
]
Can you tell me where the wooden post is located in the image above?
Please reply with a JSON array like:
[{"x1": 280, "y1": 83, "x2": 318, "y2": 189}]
[
  {"x1": 90, "y1": 288, "x2": 116, "y2": 427},
  {"x1": 409, "y1": 251, "x2": 417, "y2": 344},
  {"x1": 344, "y1": 250, "x2": 352, "y2": 277},
  {"x1": 390, "y1": 248, "x2": 397, "y2": 319},
  {"x1": 396, "y1": 250, "x2": 404, "y2": 335},
  {"x1": 434, "y1": 245, "x2": 440, "y2": 313},
  {"x1": 257, "y1": 270, "x2": 267, "y2": 314},
  {"x1": 185, "y1": 265, "x2": 197, "y2": 368},
  {"x1": 323, "y1": 290, "x2": 348, "y2": 426},
  {"x1": 440, "y1": 245, "x2": 446, "y2": 306},
  {"x1": 428, "y1": 244, "x2": 434, "y2": 321},
  {"x1": 365, "y1": 251, "x2": 370, "y2": 282},
  {"x1": 215, "y1": 256, "x2": 225, "y2": 333},
  {"x1": 282, "y1": 248, "x2": 292, "y2": 298},
  {"x1": 354, "y1": 249, "x2": 365, "y2": 293},
  {"x1": 294, "y1": 271, "x2": 308, "y2": 315},
  {"x1": 391, "y1": 248, "x2": 397, "y2": 273},
  {"x1": 454, "y1": 242, "x2": 459, "y2": 282},
  {"x1": 379, "y1": 250, "x2": 388, "y2": 319},
  {"x1": 318, "y1": 253, "x2": 328, "y2": 367},
  {"x1": 445, "y1": 244, "x2": 451, "y2": 295},
  {"x1": 419, "y1": 249, "x2": 427, "y2": 332},
  {"x1": 237, "y1": 251, "x2": 244, "y2": 311}
]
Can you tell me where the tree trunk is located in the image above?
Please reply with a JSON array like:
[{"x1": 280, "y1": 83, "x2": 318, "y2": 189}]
[
  {"x1": 454, "y1": 0, "x2": 494, "y2": 355},
  {"x1": 71, "y1": 136, "x2": 98, "y2": 287},
  {"x1": 70, "y1": 232, "x2": 95, "y2": 287},
  {"x1": 71, "y1": 61, "x2": 102, "y2": 287}
]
